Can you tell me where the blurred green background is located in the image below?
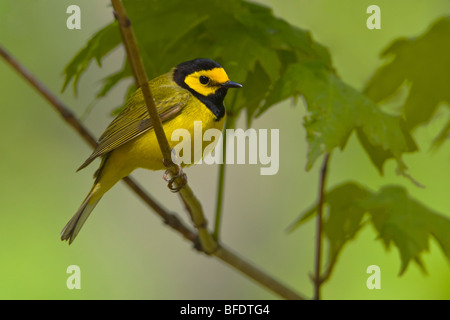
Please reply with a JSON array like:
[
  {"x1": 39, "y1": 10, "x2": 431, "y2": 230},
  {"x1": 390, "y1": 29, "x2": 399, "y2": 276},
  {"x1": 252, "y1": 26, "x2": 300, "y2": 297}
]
[{"x1": 0, "y1": 0, "x2": 449, "y2": 299}]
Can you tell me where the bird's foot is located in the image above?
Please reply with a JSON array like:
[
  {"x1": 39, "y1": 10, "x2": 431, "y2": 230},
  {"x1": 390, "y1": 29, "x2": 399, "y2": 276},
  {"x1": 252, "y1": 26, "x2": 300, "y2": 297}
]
[{"x1": 163, "y1": 162, "x2": 187, "y2": 193}]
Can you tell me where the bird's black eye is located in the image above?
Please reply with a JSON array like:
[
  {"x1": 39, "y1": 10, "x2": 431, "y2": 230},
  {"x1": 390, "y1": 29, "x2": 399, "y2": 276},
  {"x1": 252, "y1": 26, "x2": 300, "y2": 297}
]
[{"x1": 199, "y1": 75, "x2": 210, "y2": 85}]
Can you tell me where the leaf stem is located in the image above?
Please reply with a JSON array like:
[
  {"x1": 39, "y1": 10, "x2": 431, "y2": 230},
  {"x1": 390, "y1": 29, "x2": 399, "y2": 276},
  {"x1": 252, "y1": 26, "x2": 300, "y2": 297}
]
[
  {"x1": 213, "y1": 115, "x2": 236, "y2": 240},
  {"x1": 313, "y1": 153, "x2": 330, "y2": 300},
  {"x1": 213, "y1": 155, "x2": 227, "y2": 240},
  {"x1": 213, "y1": 90, "x2": 239, "y2": 240}
]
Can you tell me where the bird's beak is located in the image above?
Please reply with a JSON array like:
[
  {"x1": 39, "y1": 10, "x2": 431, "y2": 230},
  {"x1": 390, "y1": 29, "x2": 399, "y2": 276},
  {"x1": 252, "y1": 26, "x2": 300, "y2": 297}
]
[{"x1": 222, "y1": 80, "x2": 243, "y2": 89}]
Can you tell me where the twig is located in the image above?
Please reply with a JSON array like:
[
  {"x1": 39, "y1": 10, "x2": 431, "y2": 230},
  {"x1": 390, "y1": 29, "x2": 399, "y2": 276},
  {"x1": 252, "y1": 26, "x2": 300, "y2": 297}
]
[
  {"x1": 313, "y1": 153, "x2": 330, "y2": 300},
  {"x1": 110, "y1": 0, "x2": 217, "y2": 253},
  {"x1": 0, "y1": 40, "x2": 306, "y2": 301}
]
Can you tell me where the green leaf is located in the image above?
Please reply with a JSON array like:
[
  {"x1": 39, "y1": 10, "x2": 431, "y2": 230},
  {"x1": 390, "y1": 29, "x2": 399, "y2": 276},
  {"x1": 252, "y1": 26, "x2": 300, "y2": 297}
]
[
  {"x1": 62, "y1": 22, "x2": 121, "y2": 95},
  {"x1": 289, "y1": 182, "x2": 370, "y2": 283},
  {"x1": 261, "y1": 62, "x2": 416, "y2": 173},
  {"x1": 355, "y1": 117, "x2": 417, "y2": 177},
  {"x1": 232, "y1": 61, "x2": 271, "y2": 126},
  {"x1": 321, "y1": 184, "x2": 369, "y2": 279},
  {"x1": 362, "y1": 185, "x2": 450, "y2": 275},
  {"x1": 96, "y1": 60, "x2": 131, "y2": 99},
  {"x1": 364, "y1": 17, "x2": 450, "y2": 147},
  {"x1": 290, "y1": 182, "x2": 450, "y2": 278}
]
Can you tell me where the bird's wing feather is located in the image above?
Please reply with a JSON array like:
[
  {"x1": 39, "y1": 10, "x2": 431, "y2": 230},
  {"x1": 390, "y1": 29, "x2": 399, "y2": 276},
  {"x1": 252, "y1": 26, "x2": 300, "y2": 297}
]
[{"x1": 77, "y1": 83, "x2": 190, "y2": 171}]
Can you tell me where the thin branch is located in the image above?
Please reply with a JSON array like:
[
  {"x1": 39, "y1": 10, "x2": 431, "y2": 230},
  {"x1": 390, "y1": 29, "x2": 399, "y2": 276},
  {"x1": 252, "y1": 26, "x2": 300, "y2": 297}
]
[
  {"x1": 313, "y1": 153, "x2": 330, "y2": 300},
  {"x1": 110, "y1": 0, "x2": 217, "y2": 253},
  {"x1": 0, "y1": 39, "x2": 306, "y2": 301}
]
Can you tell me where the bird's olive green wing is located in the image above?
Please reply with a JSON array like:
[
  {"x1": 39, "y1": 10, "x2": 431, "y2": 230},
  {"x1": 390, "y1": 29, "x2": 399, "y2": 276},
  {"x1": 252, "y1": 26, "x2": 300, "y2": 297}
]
[{"x1": 77, "y1": 84, "x2": 190, "y2": 171}]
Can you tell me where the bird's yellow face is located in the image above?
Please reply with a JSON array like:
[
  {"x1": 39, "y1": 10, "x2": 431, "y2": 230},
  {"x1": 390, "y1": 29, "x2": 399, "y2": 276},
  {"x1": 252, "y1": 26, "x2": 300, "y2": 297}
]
[
  {"x1": 173, "y1": 58, "x2": 242, "y2": 120},
  {"x1": 184, "y1": 68, "x2": 230, "y2": 96}
]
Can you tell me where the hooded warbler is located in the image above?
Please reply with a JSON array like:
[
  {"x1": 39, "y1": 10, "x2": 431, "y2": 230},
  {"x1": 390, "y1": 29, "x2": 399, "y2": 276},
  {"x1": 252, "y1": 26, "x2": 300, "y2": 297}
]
[{"x1": 61, "y1": 58, "x2": 242, "y2": 244}]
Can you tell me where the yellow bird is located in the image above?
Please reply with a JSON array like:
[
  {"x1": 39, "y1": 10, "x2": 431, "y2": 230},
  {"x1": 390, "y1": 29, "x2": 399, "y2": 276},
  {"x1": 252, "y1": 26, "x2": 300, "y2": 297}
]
[{"x1": 61, "y1": 58, "x2": 242, "y2": 244}]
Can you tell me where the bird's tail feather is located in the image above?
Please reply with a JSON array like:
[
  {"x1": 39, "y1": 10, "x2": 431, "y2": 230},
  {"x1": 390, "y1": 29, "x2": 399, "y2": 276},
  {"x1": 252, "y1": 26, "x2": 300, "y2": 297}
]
[{"x1": 61, "y1": 188, "x2": 102, "y2": 244}]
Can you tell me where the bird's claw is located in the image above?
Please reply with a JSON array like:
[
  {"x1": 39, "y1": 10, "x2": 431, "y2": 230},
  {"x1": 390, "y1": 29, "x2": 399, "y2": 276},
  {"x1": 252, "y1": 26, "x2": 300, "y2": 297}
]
[{"x1": 163, "y1": 163, "x2": 187, "y2": 193}]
